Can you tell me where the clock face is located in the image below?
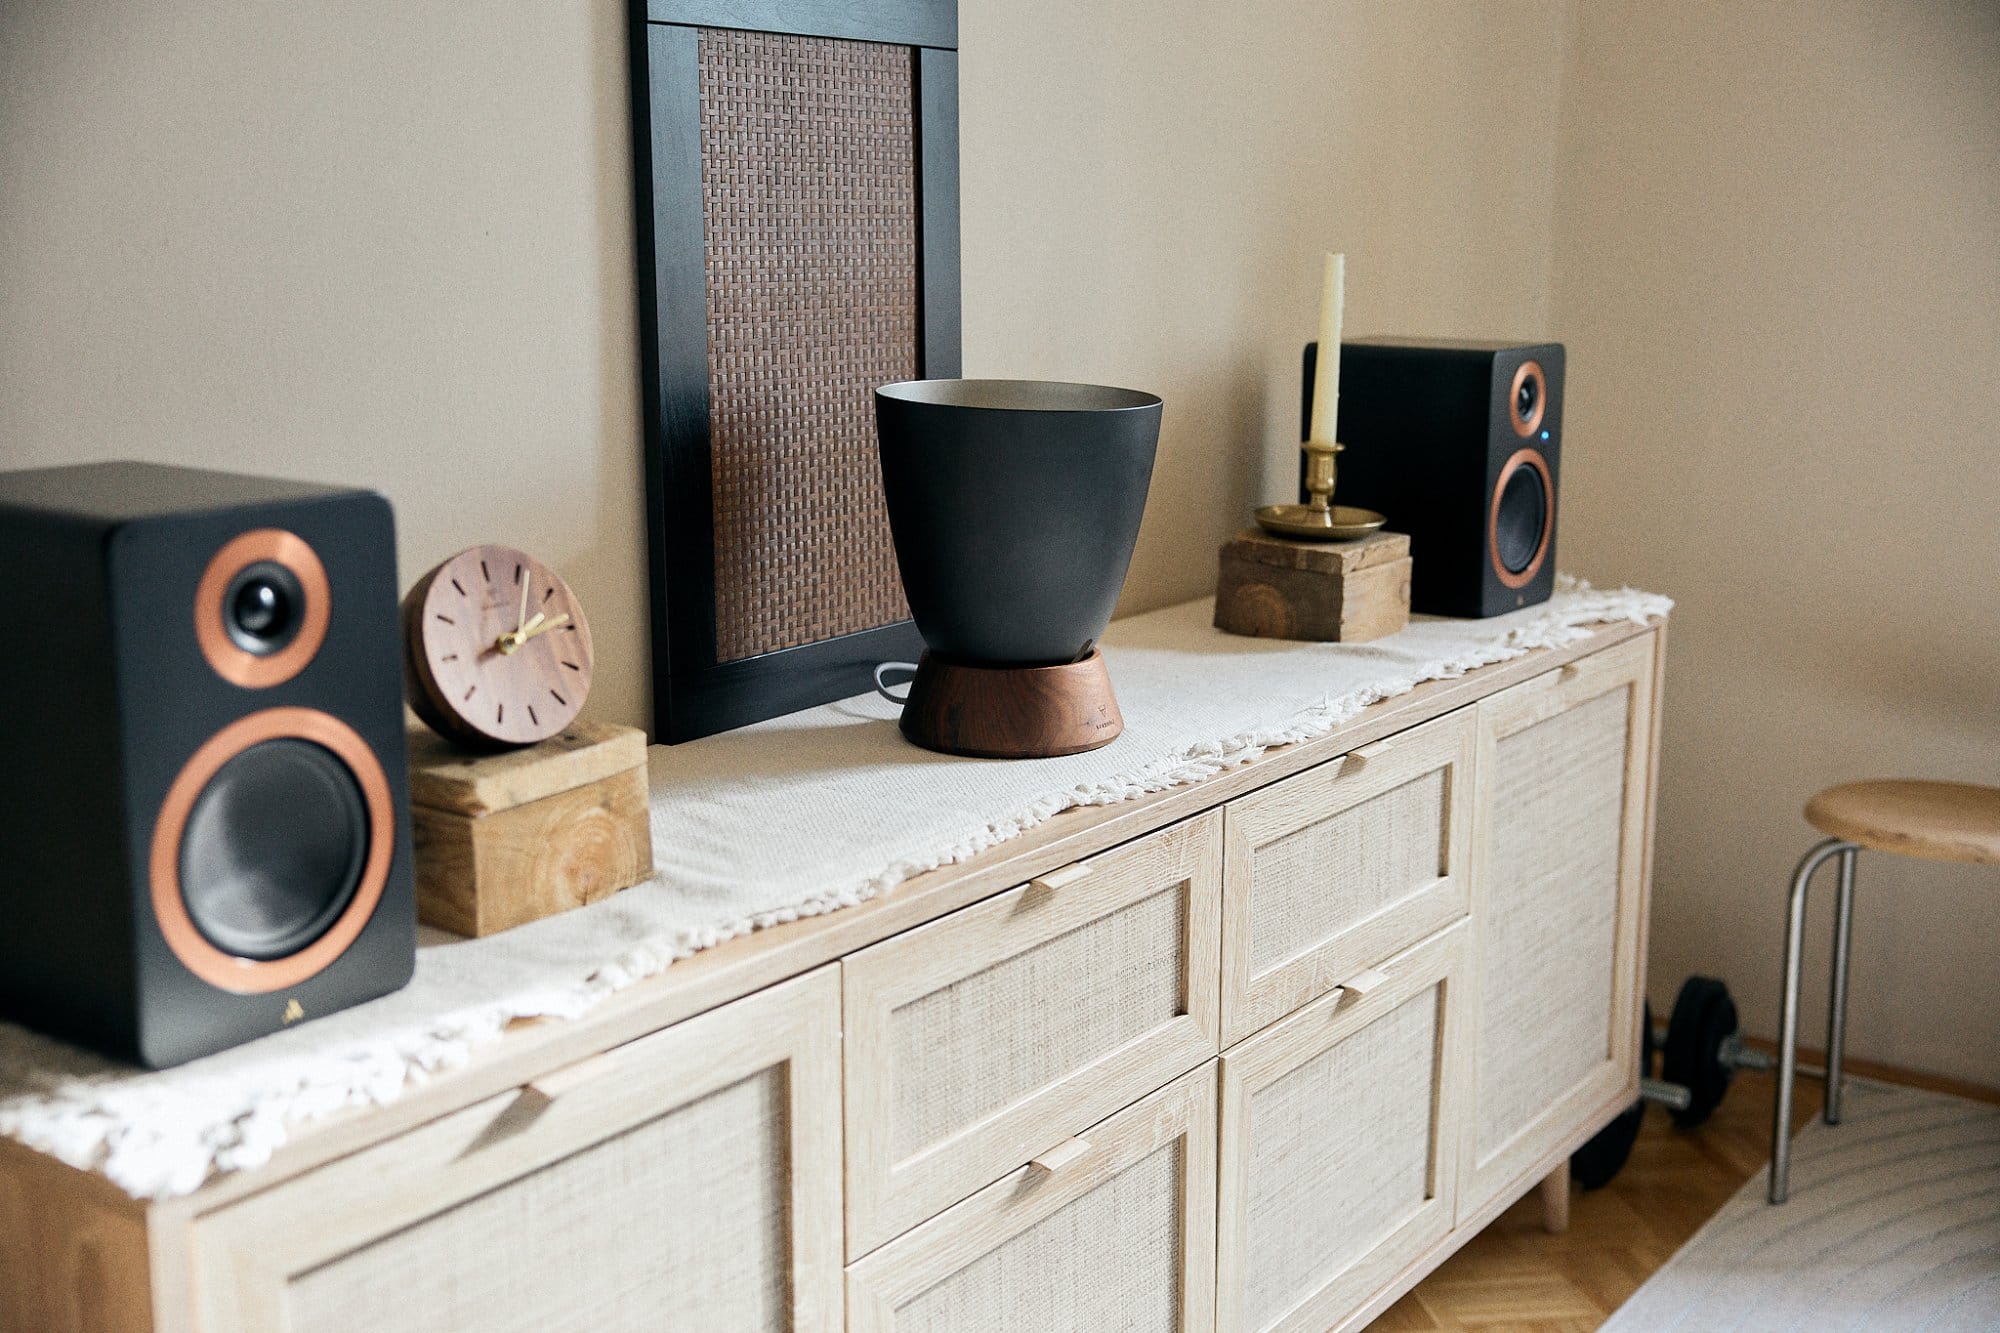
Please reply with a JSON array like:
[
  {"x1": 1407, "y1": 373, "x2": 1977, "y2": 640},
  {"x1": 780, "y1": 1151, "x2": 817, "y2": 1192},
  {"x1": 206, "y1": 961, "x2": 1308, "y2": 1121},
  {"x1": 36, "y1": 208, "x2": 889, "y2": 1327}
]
[{"x1": 404, "y1": 545, "x2": 594, "y2": 748}]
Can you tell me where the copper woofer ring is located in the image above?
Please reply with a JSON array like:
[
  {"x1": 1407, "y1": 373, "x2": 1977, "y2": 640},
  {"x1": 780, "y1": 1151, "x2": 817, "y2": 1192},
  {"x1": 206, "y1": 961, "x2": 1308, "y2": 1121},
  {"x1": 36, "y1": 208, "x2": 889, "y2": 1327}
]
[
  {"x1": 1509, "y1": 359, "x2": 1547, "y2": 439},
  {"x1": 1489, "y1": 447, "x2": 1554, "y2": 590},
  {"x1": 194, "y1": 529, "x2": 331, "y2": 689},
  {"x1": 150, "y1": 708, "x2": 393, "y2": 994}
]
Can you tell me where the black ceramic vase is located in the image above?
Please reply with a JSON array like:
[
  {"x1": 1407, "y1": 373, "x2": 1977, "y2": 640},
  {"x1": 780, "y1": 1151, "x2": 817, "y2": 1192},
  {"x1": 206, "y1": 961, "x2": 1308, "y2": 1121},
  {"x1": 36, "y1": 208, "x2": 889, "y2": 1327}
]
[{"x1": 874, "y1": 379, "x2": 1162, "y2": 666}]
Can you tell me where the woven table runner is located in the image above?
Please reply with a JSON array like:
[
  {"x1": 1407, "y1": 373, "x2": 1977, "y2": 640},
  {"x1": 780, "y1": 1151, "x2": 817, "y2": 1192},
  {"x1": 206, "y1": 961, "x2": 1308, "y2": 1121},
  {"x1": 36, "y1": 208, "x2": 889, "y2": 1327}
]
[{"x1": 0, "y1": 580, "x2": 1669, "y2": 1200}]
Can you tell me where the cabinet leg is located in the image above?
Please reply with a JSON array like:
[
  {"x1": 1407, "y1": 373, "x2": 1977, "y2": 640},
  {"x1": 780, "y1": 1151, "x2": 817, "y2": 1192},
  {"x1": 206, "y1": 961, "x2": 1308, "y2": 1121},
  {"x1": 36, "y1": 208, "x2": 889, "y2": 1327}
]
[{"x1": 1539, "y1": 1160, "x2": 1571, "y2": 1234}]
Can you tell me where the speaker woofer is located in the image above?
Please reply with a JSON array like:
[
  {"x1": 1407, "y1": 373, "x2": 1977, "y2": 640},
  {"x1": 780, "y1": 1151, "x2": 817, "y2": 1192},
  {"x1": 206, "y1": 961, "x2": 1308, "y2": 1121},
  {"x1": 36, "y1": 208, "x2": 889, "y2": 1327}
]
[
  {"x1": 150, "y1": 708, "x2": 394, "y2": 994},
  {"x1": 179, "y1": 738, "x2": 367, "y2": 961},
  {"x1": 1494, "y1": 464, "x2": 1547, "y2": 576},
  {"x1": 1490, "y1": 448, "x2": 1554, "y2": 590}
]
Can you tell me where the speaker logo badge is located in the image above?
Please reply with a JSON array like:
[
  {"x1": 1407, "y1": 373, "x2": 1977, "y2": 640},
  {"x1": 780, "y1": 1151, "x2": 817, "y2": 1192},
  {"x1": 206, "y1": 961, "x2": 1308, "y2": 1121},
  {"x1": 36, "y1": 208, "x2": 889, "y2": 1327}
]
[{"x1": 282, "y1": 998, "x2": 306, "y2": 1024}]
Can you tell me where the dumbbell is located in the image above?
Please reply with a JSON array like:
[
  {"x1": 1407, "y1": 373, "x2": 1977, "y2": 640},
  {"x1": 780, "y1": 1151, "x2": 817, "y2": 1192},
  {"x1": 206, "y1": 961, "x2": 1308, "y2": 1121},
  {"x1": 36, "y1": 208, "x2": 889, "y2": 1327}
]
[
  {"x1": 1653, "y1": 975, "x2": 1774, "y2": 1129},
  {"x1": 1573, "y1": 976, "x2": 1769, "y2": 1188}
]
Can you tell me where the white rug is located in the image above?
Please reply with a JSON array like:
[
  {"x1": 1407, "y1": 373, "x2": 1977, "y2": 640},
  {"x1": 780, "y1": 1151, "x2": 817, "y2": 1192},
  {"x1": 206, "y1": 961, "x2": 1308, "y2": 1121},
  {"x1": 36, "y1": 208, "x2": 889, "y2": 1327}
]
[
  {"x1": 0, "y1": 579, "x2": 1667, "y2": 1201},
  {"x1": 1604, "y1": 1080, "x2": 2000, "y2": 1331}
]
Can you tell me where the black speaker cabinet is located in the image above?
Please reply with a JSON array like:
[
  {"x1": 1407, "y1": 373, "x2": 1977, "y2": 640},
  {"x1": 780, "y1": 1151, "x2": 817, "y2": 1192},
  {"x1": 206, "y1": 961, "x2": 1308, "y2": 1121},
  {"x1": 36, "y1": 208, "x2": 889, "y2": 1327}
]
[
  {"x1": 0, "y1": 462, "x2": 416, "y2": 1068},
  {"x1": 1303, "y1": 338, "x2": 1563, "y2": 619}
]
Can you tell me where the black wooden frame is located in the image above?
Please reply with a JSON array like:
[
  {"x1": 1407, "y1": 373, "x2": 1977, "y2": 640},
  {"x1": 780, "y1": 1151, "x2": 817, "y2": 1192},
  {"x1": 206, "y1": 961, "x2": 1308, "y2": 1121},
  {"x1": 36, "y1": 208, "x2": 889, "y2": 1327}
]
[{"x1": 630, "y1": 0, "x2": 960, "y2": 742}]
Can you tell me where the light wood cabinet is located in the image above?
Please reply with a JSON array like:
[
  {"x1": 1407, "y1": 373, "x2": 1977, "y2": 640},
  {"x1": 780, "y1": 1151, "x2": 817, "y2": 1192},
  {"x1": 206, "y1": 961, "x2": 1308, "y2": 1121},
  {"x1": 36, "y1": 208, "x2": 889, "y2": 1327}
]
[
  {"x1": 1220, "y1": 709, "x2": 1476, "y2": 1045},
  {"x1": 190, "y1": 967, "x2": 844, "y2": 1333},
  {"x1": 1458, "y1": 633, "x2": 1657, "y2": 1215},
  {"x1": 1217, "y1": 923, "x2": 1467, "y2": 1333},
  {"x1": 0, "y1": 619, "x2": 1664, "y2": 1333},
  {"x1": 842, "y1": 811, "x2": 1221, "y2": 1257},
  {"x1": 846, "y1": 1064, "x2": 1218, "y2": 1333}
]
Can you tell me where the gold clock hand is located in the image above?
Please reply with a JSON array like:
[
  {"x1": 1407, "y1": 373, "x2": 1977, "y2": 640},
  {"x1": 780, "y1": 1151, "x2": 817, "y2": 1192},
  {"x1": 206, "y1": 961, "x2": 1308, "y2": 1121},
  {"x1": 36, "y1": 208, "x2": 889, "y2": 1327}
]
[
  {"x1": 495, "y1": 612, "x2": 564, "y2": 656},
  {"x1": 516, "y1": 570, "x2": 531, "y2": 634},
  {"x1": 495, "y1": 612, "x2": 547, "y2": 656},
  {"x1": 516, "y1": 613, "x2": 570, "y2": 645}
]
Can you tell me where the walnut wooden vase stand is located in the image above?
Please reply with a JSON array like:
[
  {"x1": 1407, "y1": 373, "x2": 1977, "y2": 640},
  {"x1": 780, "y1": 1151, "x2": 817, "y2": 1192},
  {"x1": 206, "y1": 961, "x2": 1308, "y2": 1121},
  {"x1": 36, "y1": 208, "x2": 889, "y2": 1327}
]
[{"x1": 900, "y1": 650, "x2": 1123, "y2": 759}]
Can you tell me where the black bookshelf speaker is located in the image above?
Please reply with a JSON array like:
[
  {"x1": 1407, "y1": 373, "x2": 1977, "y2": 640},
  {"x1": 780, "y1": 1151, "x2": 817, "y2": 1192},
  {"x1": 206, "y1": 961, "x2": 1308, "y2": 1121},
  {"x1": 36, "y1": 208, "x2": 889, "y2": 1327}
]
[
  {"x1": 1304, "y1": 338, "x2": 1564, "y2": 618},
  {"x1": 0, "y1": 462, "x2": 416, "y2": 1068}
]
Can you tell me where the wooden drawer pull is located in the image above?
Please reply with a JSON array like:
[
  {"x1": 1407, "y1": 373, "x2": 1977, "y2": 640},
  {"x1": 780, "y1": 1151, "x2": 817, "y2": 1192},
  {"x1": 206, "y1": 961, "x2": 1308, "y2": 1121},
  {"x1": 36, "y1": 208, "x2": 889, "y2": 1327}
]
[
  {"x1": 1030, "y1": 1137, "x2": 1092, "y2": 1174},
  {"x1": 1342, "y1": 968, "x2": 1390, "y2": 996},
  {"x1": 1029, "y1": 861, "x2": 1093, "y2": 893},
  {"x1": 1349, "y1": 739, "x2": 1394, "y2": 762},
  {"x1": 518, "y1": 1051, "x2": 620, "y2": 1109}
]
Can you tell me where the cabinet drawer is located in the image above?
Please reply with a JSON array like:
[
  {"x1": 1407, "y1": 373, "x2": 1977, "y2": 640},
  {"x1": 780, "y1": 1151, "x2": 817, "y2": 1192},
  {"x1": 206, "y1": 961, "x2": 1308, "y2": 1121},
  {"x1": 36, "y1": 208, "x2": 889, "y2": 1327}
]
[
  {"x1": 847, "y1": 1063, "x2": 1219, "y2": 1333},
  {"x1": 1461, "y1": 634, "x2": 1656, "y2": 1212},
  {"x1": 1221, "y1": 708, "x2": 1475, "y2": 1044},
  {"x1": 1218, "y1": 922, "x2": 1467, "y2": 1333},
  {"x1": 191, "y1": 968, "x2": 844, "y2": 1333},
  {"x1": 843, "y1": 811, "x2": 1222, "y2": 1258}
]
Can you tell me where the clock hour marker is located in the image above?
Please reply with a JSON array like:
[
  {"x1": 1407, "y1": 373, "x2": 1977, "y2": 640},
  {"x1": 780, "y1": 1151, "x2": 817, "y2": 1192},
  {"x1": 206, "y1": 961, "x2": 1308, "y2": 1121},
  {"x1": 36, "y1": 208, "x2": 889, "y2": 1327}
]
[
  {"x1": 441, "y1": 654, "x2": 458, "y2": 662},
  {"x1": 513, "y1": 564, "x2": 522, "y2": 585},
  {"x1": 562, "y1": 660, "x2": 580, "y2": 671},
  {"x1": 480, "y1": 559, "x2": 490, "y2": 582},
  {"x1": 450, "y1": 577, "x2": 466, "y2": 596},
  {"x1": 542, "y1": 587, "x2": 555, "y2": 604},
  {"x1": 527, "y1": 704, "x2": 539, "y2": 726},
  {"x1": 551, "y1": 689, "x2": 567, "y2": 706},
  {"x1": 463, "y1": 684, "x2": 476, "y2": 701},
  {"x1": 496, "y1": 703, "x2": 504, "y2": 723},
  {"x1": 435, "y1": 613, "x2": 455, "y2": 625}
]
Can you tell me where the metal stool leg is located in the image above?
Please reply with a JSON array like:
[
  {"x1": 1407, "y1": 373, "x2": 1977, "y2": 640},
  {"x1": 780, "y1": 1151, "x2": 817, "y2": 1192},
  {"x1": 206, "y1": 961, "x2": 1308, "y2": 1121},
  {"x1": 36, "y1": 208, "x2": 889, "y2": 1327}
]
[
  {"x1": 1824, "y1": 847, "x2": 1858, "y2": 1125},
  {"x1": 1771, "y1": 838, "x2": 1857, "y2": 1204}
]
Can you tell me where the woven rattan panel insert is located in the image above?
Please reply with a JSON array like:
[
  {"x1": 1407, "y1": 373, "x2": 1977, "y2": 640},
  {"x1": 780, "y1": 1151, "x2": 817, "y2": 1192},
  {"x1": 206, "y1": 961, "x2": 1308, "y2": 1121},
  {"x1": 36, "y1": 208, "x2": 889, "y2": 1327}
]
[{"x1": 698, "y1": 28, "x2": 918, "y2": 663}]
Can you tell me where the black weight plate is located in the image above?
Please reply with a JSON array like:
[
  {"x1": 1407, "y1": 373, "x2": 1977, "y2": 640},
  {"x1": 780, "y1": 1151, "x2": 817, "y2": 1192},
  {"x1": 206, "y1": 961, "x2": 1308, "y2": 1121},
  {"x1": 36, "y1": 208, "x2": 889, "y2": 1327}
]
[
  {"x1": 1663, "y1": 976, "x2": 1738, "y2": 1129},
  {"x1": 1573, "y1": 1002, "x2": 1655, "y2": 1190}
]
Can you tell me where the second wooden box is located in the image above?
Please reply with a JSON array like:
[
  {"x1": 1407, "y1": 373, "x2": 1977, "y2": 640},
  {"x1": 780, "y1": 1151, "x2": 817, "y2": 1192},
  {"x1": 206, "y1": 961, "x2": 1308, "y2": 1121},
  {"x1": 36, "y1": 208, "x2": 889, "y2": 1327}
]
[{"x1": 408, "y1": 723, "x2": 654, "y2": 938}]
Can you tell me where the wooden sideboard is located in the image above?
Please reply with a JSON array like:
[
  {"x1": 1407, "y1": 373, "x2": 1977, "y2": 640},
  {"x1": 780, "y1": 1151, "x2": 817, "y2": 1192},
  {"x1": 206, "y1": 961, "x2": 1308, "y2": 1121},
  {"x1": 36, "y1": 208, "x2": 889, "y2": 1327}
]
[{"x1": 0, "y1": 619, "x2": 1665, "y2": 1333}]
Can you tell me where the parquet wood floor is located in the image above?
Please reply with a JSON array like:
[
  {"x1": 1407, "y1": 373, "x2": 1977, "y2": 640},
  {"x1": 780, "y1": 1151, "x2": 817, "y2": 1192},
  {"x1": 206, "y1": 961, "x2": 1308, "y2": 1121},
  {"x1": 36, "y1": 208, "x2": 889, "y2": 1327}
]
[{"x1": 1369, "y1": 1069, "x2": 1819, "y2": 1331}]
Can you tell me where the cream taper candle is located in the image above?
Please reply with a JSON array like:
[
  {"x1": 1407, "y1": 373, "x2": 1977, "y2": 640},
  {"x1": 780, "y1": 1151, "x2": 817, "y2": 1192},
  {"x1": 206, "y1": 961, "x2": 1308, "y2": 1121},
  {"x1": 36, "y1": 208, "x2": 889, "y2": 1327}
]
[{"x1": 1308, "y1": 251, "x2": 1344, "y2": 443}]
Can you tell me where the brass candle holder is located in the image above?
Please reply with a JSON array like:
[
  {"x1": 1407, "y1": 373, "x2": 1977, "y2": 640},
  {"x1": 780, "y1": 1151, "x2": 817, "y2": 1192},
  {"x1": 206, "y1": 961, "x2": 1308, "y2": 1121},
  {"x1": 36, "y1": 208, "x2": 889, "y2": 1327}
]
[{"x1": 1254, "y1": 438, "x2": 1387, "y2": 540}]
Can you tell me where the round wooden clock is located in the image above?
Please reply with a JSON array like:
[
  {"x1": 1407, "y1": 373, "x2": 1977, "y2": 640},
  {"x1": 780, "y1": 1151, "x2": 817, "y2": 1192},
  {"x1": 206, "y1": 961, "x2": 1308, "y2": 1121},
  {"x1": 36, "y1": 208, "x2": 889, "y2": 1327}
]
[{"x1": 402, "y1": 545, "x2": 595, "y2": 749}]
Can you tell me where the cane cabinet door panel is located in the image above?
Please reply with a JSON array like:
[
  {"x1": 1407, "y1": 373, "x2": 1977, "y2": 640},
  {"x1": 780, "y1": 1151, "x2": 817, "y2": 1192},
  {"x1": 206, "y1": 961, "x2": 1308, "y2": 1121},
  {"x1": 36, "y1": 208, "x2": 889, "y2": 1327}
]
[
  {"x1": 1460, "y1": 633, "x2": 1657, "y2": 1214},
  {"x1": 190, "y1": 968, "x2": 844, "y2": 1333},
  {"x1": 1221, "y1": 709, "x2": 1475, "y2": 1045},
  {"x1": 843, "y1": 811, "x2": 1222, "y2": 1257},
  {"x1": 846, "y1": 1064, "x2": 1219, "y2": 1333},
  {"x1": 1217, "y1": 923, "x2": 1468, "y2": 1333}
]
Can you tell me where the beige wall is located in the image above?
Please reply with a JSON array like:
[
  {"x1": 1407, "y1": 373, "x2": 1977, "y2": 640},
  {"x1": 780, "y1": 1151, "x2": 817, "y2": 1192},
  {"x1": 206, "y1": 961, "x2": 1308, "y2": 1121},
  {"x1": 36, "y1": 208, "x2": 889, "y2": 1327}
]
[
  {"x1": 958, "y1": 0, "x2": 1568, "y2": 608},
  {"x1": 1551, "y1": 1, "x2": 2000, "y2": 1083},
  {"x1": 0, "y1": 3, "x2": 650, "y2": 723},
  {"x1": 0, "y1": 0, "x2": 1567, "y2": 732},
  {"x1": 6, "y1": 3, "x2": 1992, "y2": 1080}
]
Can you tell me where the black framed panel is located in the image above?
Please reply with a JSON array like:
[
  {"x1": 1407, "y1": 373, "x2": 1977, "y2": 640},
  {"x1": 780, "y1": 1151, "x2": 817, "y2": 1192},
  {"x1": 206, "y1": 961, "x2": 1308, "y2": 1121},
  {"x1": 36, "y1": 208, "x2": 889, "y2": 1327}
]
[
  {"x1": 646, "y1": 0, "x2": 956, "y2": 49},
  {"x1": 631, "y1": 1, "x2": 958, "y2": 742}
]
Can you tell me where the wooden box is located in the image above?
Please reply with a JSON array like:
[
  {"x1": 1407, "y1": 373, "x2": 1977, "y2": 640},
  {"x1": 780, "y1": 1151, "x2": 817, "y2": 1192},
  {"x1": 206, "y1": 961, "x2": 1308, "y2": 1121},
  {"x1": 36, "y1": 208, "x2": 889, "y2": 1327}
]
[
  {"x1": 1215, "y1": 528, "x2": 1412, "y2": 643},
  {"x1": 408, "y1": 723, "x2": 654, "y2": 938}
]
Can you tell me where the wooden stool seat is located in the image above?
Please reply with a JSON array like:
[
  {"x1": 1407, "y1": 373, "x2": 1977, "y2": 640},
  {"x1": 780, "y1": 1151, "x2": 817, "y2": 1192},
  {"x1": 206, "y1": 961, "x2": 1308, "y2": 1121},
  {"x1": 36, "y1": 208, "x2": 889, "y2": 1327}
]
[{"x1": 1805, "y1": 780, "x2": 2000, "y2": 865}]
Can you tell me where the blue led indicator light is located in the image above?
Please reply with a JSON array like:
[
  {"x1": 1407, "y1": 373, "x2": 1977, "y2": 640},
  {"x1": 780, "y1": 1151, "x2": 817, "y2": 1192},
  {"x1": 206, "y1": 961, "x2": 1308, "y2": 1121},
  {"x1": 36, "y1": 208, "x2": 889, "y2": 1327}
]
[{"x1": 1540, "y1": 430, "x2": 1550, "y2": 440}]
